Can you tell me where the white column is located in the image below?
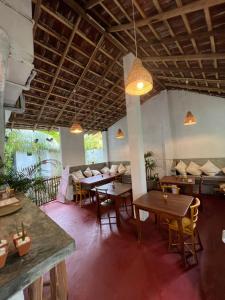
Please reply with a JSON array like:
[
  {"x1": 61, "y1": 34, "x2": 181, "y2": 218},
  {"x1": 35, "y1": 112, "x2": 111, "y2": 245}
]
[
  {"x1": 123, "y1": 53, "x2": 148, "y2": 220},
  {"x1": 102, "y1": 130, "x2": 109, "y2": 163}
]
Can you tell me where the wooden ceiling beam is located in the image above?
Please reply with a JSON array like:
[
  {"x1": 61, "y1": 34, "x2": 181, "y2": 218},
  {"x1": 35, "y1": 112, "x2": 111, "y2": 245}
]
[
  {"x1": 150, "y1": 66, "x2": 224, "y2": 74},
  {"x1": 165, "y1": 82, "x2": 225, "y2": 93},
  {"x1": 142, "y1": 53, "x2": 225, "y2": 62},
  {"x1": 34, "y1": 16, "x2": 81, "y2": 128},
  {"x1": 86, "y1": 0, "x2": 104, "y2": 9},
  {"x1": 53, "y1": 34, "x2": 105, "y2": 124},
  {"x1": 109, "y1": 0, "x2": 225, "y2": 32},
  {"x1": 157, "y1": 75, "x2": 225, "y2": 84},
  {"x1": 139, "y1": 30, "x2": 224, "y2": 48}
]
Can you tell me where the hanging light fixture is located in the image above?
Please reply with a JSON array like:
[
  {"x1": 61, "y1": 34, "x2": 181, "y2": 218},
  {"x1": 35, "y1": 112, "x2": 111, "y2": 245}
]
[
  {"x1": 125, "y1": 0, "x2": 153, "y2": 96},
  {"x1": 70, "y1": 122, "x2": 83, "y2": 134},
  {"x1": 70, "y1": 94, "x2": 83, "y2": 134},
  {"x1": 116, "y1": 128, "x2": 125, "y2": 139},
  {"x1": 184, "y1": 111, "x2": 197, "y2": 126}
]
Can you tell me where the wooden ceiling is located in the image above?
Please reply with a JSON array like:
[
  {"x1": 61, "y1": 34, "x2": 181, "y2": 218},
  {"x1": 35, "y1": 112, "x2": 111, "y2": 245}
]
[{"x1": 8, "y1": 0, "x2": 225, "y2": 131}]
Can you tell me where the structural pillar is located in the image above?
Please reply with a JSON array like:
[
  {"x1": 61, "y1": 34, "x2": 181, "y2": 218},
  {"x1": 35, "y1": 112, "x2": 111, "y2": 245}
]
[{"x1": 123, "y1": 53, "x2": 148, "y2": 220}]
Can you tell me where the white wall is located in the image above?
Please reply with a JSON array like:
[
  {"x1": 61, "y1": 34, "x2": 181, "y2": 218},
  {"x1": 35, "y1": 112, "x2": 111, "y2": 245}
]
[
  {"x1": 108, "y1": 90, "x2": 173, "y2": 176},
  {"x1": 108, "y1": 89, "x2": 225, "y2": 176},
  {"x1": 60, "y1": 127, "x2": 85, "y2": 167},
  {"x1": 168, "y1": 90, "x2": 225, "y2": 158}
]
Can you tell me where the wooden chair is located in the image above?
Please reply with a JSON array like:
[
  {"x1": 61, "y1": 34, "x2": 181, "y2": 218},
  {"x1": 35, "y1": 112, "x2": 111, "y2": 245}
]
[
  {"x1": 168, "y1": 198, "x2": 203, "y2": 264},
  {"x1": 95, "y1": 188, "x2": 116, "y2": 225},
  {"x1": 74, "y1": 181, "x2": 90, "y2": 207}
]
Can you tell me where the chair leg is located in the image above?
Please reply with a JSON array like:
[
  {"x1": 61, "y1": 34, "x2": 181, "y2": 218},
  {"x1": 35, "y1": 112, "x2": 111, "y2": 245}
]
[
  {"x1": 196, "y1": 229, "x2": 203, "y2": 251},
  {"x1": 168, "y1": 228, "x2": 172, "y2": 250},
  {"x1": 191, "y1": 233, "x2": 198, "y2": 264},
  {"x1": 80, "y1": 193, "x2": 82, "y2": 207}
]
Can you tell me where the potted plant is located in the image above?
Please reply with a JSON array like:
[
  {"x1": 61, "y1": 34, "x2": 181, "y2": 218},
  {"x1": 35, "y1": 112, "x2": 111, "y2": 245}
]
[
  {"x1": 14, "y1": 222, "x2": 31, "y2": 257},
  {"x1": 0, "y1": 239, "x2": 8, "y2": 268}
]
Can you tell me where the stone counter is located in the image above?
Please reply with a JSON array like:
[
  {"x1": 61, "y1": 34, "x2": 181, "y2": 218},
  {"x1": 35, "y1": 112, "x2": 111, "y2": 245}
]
[{"x1": 0, "y1": 194, "x2": 75, "y2": 300}]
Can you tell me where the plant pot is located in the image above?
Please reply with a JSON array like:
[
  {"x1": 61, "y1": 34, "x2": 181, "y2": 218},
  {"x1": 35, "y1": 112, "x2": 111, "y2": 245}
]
[
  {"x1": 13, "y1": 231, "x2": 27, "y2": 247},
  {"x1": 0, "y1": 247, "x2": 8, "y2": 268},
  {"x1": 0, "y1": 239, "x2": 8, "y2": 249},
  {"x1": 15, "y1": 236, "x2": 31, "y2": 257}
]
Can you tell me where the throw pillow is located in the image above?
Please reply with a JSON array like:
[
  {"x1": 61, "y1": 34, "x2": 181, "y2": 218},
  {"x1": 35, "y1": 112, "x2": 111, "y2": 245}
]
[
  {"x1": 118, "y1": 163, "x2": 126, "y2": 174},
  {"x1": 186, "y1": 161, "x2": 202, "y2": 176},
  {"x1": 110, "y1": 164, "x2": 118, "y2": 175},
  {"x1": 200, "y1": 160, "x2": 220, "y2": 176},
  {"x1": 125, "y1": 165, "x2": 131, "y2": 175},
  {"x1": 84, "y1": 167, "x2": 92, "y2": 177},
  {"x1": 101, "y1": 166, "x2": 110, "y2": 174},
  {"x1": 74, "y1": 170, "x2": 85, "y2": 179},
  {"x1": 71, "y1": 172, "x2": 79, "y2": 182},
  {"x1": 222, "y1": 167, "x2": 225, "y2": 175},
  {"x1": 92, "y1": 169, "x2": 101, "y2": 176},
  {"x1": 175, "y1": 160, "x2": 187, "y2": 175}
]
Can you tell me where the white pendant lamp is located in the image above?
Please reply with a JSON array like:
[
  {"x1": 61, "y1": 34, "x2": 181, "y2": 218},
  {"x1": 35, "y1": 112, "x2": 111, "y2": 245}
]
[
  {"x1": 116, "y1": 128, "x2": 125, "y2": 139},
  {"x1": 184, "y1": 111, "x2": 197, "y2": 126},
  {"x1": 125, "y1": 0, "x2": 153, "y2": 96},
  {"x1": 70, "y1": 122, "x2": 83, "y2": 134}
]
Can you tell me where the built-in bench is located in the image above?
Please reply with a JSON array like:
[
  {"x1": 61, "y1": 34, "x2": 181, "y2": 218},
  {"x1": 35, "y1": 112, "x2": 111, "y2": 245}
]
[{"x1": 172, "y1": 158, "x2": 225, "y2": 195}]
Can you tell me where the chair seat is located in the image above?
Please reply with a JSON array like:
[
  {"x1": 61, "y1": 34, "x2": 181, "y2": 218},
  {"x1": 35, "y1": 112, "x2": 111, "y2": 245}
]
[{"x1": 169, "y1": 217, "x2": 196, "y2": 234}]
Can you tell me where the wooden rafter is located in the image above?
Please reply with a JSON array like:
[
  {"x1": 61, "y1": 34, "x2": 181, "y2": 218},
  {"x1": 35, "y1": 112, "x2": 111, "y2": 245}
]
[
  {"x1": 109, "y1": 0, "x2": 225, "y2": 32},
  {"x1": 142, "y1": 53, "x2": 225, "y2": 62}
]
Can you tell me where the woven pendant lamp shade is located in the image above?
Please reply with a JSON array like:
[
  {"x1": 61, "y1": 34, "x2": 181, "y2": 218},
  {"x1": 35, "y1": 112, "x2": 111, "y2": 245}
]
[
  {"x1": 184, "y1": 111, "x2": 197, "y2": 126},
  {"x1": 125, "y1": 58, "x2": 153, "y2": 96},
  {"x1": 116, "y1": 128, "x2": 125, "y2": 139},
  {"x1": 70, "y1": 123, "x2": 83, "y2": 134}
]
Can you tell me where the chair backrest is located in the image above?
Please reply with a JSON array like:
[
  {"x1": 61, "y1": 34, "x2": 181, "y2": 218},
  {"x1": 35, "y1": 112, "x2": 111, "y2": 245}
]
[
  {"x1": 75, "y1": 181, "x2": 82, "y2": 192},
  {"x1": 189, "y1": 198, "x2": 200, "y2": 230}
]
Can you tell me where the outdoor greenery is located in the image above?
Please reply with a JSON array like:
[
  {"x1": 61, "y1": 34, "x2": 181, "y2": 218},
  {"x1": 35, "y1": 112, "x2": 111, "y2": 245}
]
[
  {"x1": 4, "y1": 129, "x2": 60, "y2": 173},
  {"x1": 84, "y1": 132, "x2": 103, "y2": 151}
]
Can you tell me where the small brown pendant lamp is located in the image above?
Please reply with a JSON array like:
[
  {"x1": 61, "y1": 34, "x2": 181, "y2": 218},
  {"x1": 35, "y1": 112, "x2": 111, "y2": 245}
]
[
  {"x1": 125, "y1": 0, "x2": 153, "y2": 96},
  {"x1": 184, "y1": 111, "x2": 197, "y2": 126},
  {"x1": 70, "y1": 98, "x2": 83, "y2": 134},
  {"x1": 116, "y1": 128, "x2": 125, "y2": 139}
]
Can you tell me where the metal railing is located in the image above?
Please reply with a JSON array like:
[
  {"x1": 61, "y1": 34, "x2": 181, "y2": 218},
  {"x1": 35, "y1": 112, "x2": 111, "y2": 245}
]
[{"x1": 28, "y1": 176, "x2": 61, "y2": 206}]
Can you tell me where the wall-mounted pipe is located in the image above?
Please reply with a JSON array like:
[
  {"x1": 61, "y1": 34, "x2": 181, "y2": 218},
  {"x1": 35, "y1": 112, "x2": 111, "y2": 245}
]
[
  {"x1": 6, "y1": 69, "x2": 36, "y2": 91},
  {"x1": 0, "y1": 26, "x2": 10, "y2": 161},
  {"x1": 4, "y1": 93, "x2": 25, "y2": 113}
]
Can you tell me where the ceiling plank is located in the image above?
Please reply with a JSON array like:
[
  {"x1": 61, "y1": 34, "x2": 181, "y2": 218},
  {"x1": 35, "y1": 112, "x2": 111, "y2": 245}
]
[
  {"x1": 165, "y1": 82, "x2": 225, "y2": 93},
  {"x1": 86, "y1": 0, "x2": 104, "y2": 9},
  {"x1": 142, "y1": 53, "x2": 225, "y2": 62},
  {"x1": 109, "y1": 0, "x2": 225, "y2": 32}
]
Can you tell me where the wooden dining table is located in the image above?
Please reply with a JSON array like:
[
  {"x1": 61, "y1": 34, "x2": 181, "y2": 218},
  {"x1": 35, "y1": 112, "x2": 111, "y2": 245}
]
[
  {"x1": 134, "y1": 191, "x2": 194, "y2": 266},
  {"x1": 160, "y1": 175, "x2": 196, "y2": 195},
  {"x1": 79, "y1": 173, "x2": 120, "y2": 188},
  {"x1": 91, "y1": 182, "x2": 132, "y2": 226}
]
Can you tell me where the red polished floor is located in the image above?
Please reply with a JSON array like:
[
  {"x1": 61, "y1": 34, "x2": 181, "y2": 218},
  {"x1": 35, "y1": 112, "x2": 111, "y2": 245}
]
[{"x1": 41, "y1": 195, "x2": 225, "y2": 300}]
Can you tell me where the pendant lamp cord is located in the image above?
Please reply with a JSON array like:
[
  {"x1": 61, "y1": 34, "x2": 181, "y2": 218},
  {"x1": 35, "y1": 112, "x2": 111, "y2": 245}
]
[{"x1": 132, "y1": 0, "x2": 138, "y2": 58}]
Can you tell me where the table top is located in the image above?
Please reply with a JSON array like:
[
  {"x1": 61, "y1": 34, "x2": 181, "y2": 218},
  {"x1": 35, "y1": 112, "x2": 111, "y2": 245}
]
[
  {"x1": 92, "y1": 182, "x2": 132, "y2": 197},
  {"x1": 0, "y1": 194, "x2": 75, "y2": 300},
  {"x1": 134, "y1": 191, "x2": 194, "y2": 217},
  {"x1": 80, "y1": 173, "x2": 118, "y2": 186},
  {"x1": 160, "y1": 175, "x2": 196, "y2": 185}
]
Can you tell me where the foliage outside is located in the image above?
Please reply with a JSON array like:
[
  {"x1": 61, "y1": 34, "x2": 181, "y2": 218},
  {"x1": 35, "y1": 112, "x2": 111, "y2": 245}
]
[{"x1": 84, "y1": 132, "x2": 103, "y2": 151}]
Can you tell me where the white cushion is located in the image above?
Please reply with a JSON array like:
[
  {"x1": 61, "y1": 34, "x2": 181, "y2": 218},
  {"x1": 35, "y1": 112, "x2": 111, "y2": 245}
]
[
  {"x1": 200, "y1": 160, "x2": 220, "y2": 176},
  {"x1": 118, "y1": 163, "x2": 126, "y2": 174},
  {"x1": 84, "y1": 167, "x2": 92, "y2": 177},
  {"x1": 71, "y1": 172, "x2": 79, "y2": 182},
  {"x1": 125, "y1": 165, "x2": 131, "y2": 175},
  {"x1": 92, "y1": 169, "x2": 101, "y2": 176},
  {"x1": 222, "y1": 167, "x2": 225, "y2": 175},
  {"x1": 175, "y1": 160, "x2": 187, "y2": 175},
  {"x1": 101, "y1": 166, "x2": 110, "y2": 174},
  {"x1": 110, "y1": 164, "x2": 118, "y2": 175},
  {"x1": 74, "y1": 170, "x2": 85, "y2": 179},
  {"x1": 186, "y1": 161, "x2": 202, "y2": 176}
]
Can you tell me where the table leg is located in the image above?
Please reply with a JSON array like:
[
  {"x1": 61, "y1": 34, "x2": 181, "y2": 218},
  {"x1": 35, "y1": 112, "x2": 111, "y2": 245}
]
[
  {"x1": 28, "y1": 276, "x2": 43, "y2": 300},
  {"x1": 115, "y1": 196, "x2": 121, "y2": 227},
  {"x1": 50, "y1": 260, "x2": 68, "y2": 300},
  {"x1": 177, "y1": 217, "x2": 186, "y2": 266},
  {"x1": 135, "y1": 206, "x2": 142, "y2": 242}
]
